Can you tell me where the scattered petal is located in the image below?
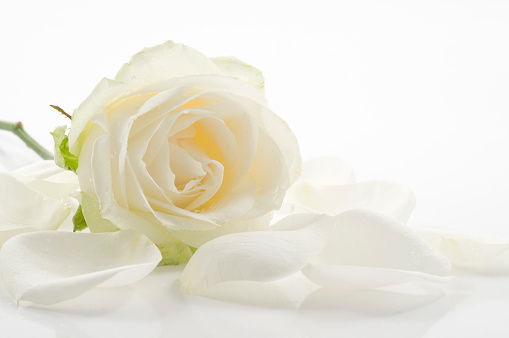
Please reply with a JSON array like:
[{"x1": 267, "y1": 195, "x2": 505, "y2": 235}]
[
  {"x1": 0, "y1": 162, "x2": 79, "y2": 245},
  {"x1": 180, "y1": 213, "x2": 335, "y2": 294},
  {"x1": 286, "y1": 180, "x2": 416, "y2": 224},
  {"x1": 285, "y1": 157, "x2": 415, "y2": 223},
  {"x1": 417, "y1": 227, "x2": 509, "y2": 273},
  {"x1": 0, "y1": 230, "x2": 161, "y2": 305},
  {"x1": 302, "y1": 210, "x2": 451, "y2": 290},
  {"x1": 302, "y1": 264, "x2": 450, "y2": 291}
]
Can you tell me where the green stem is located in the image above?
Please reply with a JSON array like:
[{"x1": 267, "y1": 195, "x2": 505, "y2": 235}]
[{"x1": 0, "y1": 121, "x2": 53, "y2": 160}]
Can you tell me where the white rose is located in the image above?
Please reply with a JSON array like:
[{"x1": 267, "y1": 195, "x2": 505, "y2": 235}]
[{"x1": 68, "y1": 41, "x2": 301, "y2": 260}]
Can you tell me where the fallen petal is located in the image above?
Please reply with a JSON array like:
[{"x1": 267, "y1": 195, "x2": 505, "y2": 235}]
[
  {"x1": 180, "y1": 213, "x2": 335, "y2": 294},
  {"x1": 302, "y1": 210, "x2": 451, "y2": 289},
  {"x1": 0, "y1": 172, "x2": 71, "y2": 240},
  {"x1": 303, "y1": 264, "x2": 450, "y2": 291},
  {"x1": 417, "y1": 227, "x2": 509, "y2": 274},
  {"x1": 0, "y1": 230, "x2": 161, "y2": 305}
]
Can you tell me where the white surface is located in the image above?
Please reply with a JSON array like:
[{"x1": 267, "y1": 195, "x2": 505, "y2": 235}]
[{"x1": 0, "y1": 0, "x2": 508, "y2": 337}]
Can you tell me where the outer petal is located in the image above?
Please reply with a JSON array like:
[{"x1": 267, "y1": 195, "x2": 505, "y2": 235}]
[
  {"x1": 210, "y1": 56, "x2": 265, "y2": 93},
  {"x1": 85, "y1": 134, "x2": 178, "y2": 245},
  {"x1": 0, "y1": 230, "x2": 161, "y2": 305},
  {"x1": 70, "y1": 41, "x2": 223, "y2": 154},
  {"x1": 417, "y1": 228, "x2": 509, "y2": 273},
  {"x1": 180, "y1": 213, "x2": 335, "y2": 294},
  {"x1": 256, "y1": 106, "x2": 301, "y2": 185},
  {"x1": 115, "y1": 41, "x2": 222, "y2": 87},
  {"x1": 170, "y1": 213, "x2": 272, "y2": 248},
  {"x1": 302, "y1": 209, "x2": 451, "y2": 290},
  {"x1": 69, "y1": 77, "x2": 124, "y2": 154}
]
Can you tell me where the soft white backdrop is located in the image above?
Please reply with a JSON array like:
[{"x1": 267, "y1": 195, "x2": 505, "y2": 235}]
[{"x1": 0, "y1": 1, "x2": 508, "y2": 337}]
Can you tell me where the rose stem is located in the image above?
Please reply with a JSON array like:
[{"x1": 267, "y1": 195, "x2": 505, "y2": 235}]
[{"x1": 0, "y1": 120, "x2": 53, "y2": 160}]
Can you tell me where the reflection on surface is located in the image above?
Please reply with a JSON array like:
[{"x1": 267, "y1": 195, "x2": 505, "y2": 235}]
[{"x1": 1, "y1": 265, "x2": 509, "y2": 338}]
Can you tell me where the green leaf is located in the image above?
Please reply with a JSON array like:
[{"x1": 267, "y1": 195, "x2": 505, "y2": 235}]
[{"x1": 72, "y1": 205, "x2": 88, "y2": 232}]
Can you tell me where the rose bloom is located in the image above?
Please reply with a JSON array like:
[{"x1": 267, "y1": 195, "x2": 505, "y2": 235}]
[{"x1": 68, "y1": 41, "x2": 301, "y2": 262}]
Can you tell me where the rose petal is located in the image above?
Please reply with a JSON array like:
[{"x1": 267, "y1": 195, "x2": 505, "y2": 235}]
[
  {"x1": 115, "y1": 41, "x2": 222, "y2": 88},
  {"x1": 12, "y1": 160, "x2": 73, "y2": 181},
  {"x1": 0, "y1": 230, "x2": 161, "y2": 305},
  {"x1": 417, "y1": 228, "x2": 509, "y2": 273},
  {"x1": 170, "y1": 213, "x2": 272, "y2": 248},
  {"x1": 180, "y1": 213, "x2": 335, "y2": 294},
  {"x1": 84, "y1": 134, "x2": 177, "y2": 245},
  {"x1": 319, "y1": 210, "x2": 450, "y2": 273},
  {"x1": 68, "y1": 77, "x2": 124, "y2": 153},
  {"x1": 243, "y1": 128, "x2": 290, "y2": 219},
  {"x1": 0, "y1": 169, "x2": 75, "y2": 245},
  {"x1": 10, "y1": 160, "x2": 79, "y2": 199},
  {"x1": 130, "y1": 74, "x2": 268, "y2": 107},
  {"x1": 302, "y1": 264, "x2": 450, "y2": 291},
  {"x1": 302, "y1": 209, "x2": 451, "y2": 289},
  {"x1": 254, "y1": 105, "x2": 301, "y2": 185},
  {"x1": 210, "y1": 56, "x2": 265, "y2": 93},
  {"x1": 286, "y1": 180, "x2": 416, "y2": 224}
]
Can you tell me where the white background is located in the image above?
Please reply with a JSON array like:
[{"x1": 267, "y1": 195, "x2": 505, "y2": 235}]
[{"x1": 0, "y1": 0, "x2": 509, "y2": 337}]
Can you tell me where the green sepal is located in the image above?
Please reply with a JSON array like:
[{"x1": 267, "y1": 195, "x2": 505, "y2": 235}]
[
  {"x1": 157, "y1": 241, "x2": 197, "y2": 266},
  {"x1": 81, "y1": 192, "x2": 119, "y2": 233},
  {"x1": 50, "y1": 125, "x2": 67, "y2": 169},
  {"x1": 59, "y1": 136, "x2": 79, "y2": 172},
  {"x1": 72, "y1": 205, "x2": 88, "y2": 232},
  {"x1": 80, "y1": 192, "x2": 196, "y2": 265},
  {"x1": 51, "y1": 125, "x2": 79, "y2": 172}
]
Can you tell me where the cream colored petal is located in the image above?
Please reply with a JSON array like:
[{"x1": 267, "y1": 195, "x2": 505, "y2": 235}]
[
  {"x1": 0, "y1": 172, "x2": 72, "y2": 245},
  {"x1": 129, "y1": 74, "x2": 268, "y2": 108},
  {"x1": 256, "y1": 105, "x2": 301, "y2": 185},
  {"x1": 89, "y1": 135, "x2": 175, "y2": 246},
  {"x1": 302, "y1": 209, "x2": 451, "y2": 290},
  {"x1": 69, "y1": 77, "x2": 124, "y2": 154},
  {"x1": 243, "y1": 128, "x2": 290, "y2": 219},
  {"x1": 302, "y1": 264, "x2": 450, "y2": 290},
  {"x1": 12, "y1": 160, "x2": 71, "y2": 181},
  {"x1": 11, "y1": 161, "x2": 79, "y2": 200},
  {"x1": 152, "y1": 175, "x2": 257, "y2": 230},
  {"x1": 180, "y1": 213, "x2": 334, "y2": 294},
  {"x1": 0, "y1": 230, "x2": 161, "y2": 305},
  {"x1": 417, "y1": 227, "x2": 509, "y2": 273},
  {"x1": 317, "y1": 210, "x2": 450, "y2": 274},
  {"x1": 170, "y1": 211, "x2": 272, "y2": 248},
  {"x1": 115, "y1": 41, "x2": 222, "y2": 88},
  {"x1": 210, "y1": 56, "x2": 265, "y2": 94},
  {"x1": 285, "y1": 180, "x2": 416, "y2": 224},
  {"x1": 193, "y1": 102, "x2": 259, "y2": 188}
]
